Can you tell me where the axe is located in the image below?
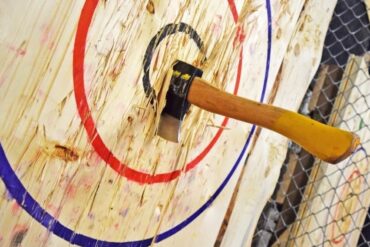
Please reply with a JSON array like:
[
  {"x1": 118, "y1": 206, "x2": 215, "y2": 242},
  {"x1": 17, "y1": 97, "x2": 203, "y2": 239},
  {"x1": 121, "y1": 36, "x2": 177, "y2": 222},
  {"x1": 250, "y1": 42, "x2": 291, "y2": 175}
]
[{"x1": 157, "y1": 60, "x2": 360, "y2": 164}]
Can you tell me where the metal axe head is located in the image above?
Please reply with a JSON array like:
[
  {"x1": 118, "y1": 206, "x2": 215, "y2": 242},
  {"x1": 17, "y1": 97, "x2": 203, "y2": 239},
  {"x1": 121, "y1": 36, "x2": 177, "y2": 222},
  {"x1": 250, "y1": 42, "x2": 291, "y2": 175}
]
[{"x1": 157, "y1": 60, "x2": 203, "y2": 142}]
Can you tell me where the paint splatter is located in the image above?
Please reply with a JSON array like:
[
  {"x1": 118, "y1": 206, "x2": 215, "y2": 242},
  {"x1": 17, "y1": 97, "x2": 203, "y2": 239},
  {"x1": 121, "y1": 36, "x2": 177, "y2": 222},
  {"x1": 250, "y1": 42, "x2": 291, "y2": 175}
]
[
  {"x1": 8, "y1": 46, "x2": 26, "y2": 56},
  {"x1": 212, "y1": 15, "x2": 223, "y2": 36},
  {"x1": 11, "y1": 201, "x2": 21, "y2": 215},
  {"x1": 40, "y1": 24, "x2": 55, "y2": 50},
  {"x1": 46, "y1": 203, "x2": 61, "y2": 216},
  {"x1": 7, "y1": 41, "x2": 27, "y2": 57},
  {"x1": 81, "y1": 175, "x2": 94, "y2": 190},
  {"x1": 66, "y1": 184, "x2": 77, "y2": 199},
  {"x1": 0, "y1": 75, "x2": 6, "y2": 87}
]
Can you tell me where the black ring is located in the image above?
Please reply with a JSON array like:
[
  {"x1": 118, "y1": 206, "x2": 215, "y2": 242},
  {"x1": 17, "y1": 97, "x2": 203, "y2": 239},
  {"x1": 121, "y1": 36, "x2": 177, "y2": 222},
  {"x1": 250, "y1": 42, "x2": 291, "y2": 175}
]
[{"x1": 142, "y1": 22, "x2": 204, "y2": 103}]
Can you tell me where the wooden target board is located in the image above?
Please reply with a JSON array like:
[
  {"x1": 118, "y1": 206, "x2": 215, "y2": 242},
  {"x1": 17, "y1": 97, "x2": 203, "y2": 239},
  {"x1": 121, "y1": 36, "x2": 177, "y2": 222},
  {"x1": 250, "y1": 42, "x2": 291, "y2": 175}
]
[{"x1": 0, "y1": 0, "x2": 276, "y2": 246}]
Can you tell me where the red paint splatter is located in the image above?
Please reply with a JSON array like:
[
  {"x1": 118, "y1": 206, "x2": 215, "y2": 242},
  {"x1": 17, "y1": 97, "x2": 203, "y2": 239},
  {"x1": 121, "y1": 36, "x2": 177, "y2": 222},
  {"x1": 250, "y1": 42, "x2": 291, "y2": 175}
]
[
  {"x1": 46, "y1": 203, "x2": 61, "y2": 217},
  {"x1": 11, "y1": 200, "x2": 21, "y2": 215},
  {"x1": 66, "y1": 184, "x2": 77, "y2": 199},
  {"x1": 88, "y1": 151, "x2": 102, "y2": 167},
  {"x1": 40, "y1": 24, "x2": 55, "y2": 50},
  {"x1": 0, "y1": 75, "x2": 6, "y2": 87},
  {"x1": 12, "y1": 224, "x2": 26, "y2": 233},
  {"x1": 81, "y1": 175, "x2": 94, "y2": 190},
  {"x1": 7, "y1": 45, "x2": 27, "y2": 57},
  {"x1": 212, "y1": 15, "x2": 223, "y2": 37}
]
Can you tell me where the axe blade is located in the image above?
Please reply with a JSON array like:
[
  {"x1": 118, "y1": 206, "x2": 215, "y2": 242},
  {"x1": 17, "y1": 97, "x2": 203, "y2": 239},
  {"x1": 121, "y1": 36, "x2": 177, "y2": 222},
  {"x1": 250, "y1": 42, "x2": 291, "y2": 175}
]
[
  {"x1": 157, "y1": 113, "x2": 181, "y2": 142},
  {"x1": 157, "y1": 60, "x2": 203, "y2": 142}
]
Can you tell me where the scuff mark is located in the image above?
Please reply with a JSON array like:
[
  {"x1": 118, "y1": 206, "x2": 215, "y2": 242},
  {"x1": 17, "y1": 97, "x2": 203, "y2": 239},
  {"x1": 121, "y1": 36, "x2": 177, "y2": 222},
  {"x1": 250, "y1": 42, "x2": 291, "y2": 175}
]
[
  {"x1": 57, "y1": 96, "x2": 68, "y2": 116},
  {"x1": 294, "y1": 43, "x2": 300, "y2": 56},
  {"x1": 109, "y1": 50, "x2": 126, "y2": 81},
  {"x1": 10, "y1": 225, "x2": 28, "y2": 247},
  {"x1": 139, "y1": 187, "x2": 147, "y2": 206}
]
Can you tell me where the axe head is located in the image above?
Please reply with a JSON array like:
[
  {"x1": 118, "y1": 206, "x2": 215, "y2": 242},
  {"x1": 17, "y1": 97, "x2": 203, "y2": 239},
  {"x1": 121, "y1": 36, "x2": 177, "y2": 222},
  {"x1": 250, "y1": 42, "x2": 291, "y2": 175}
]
[{"x1": 157, "y1": 60, "x2": 203, "y2": 142}]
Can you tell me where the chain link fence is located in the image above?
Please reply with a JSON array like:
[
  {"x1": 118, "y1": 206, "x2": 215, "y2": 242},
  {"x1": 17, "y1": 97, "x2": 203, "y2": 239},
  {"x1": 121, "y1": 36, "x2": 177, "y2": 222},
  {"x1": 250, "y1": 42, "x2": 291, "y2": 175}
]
[{"x1": 253, "y1": 0, "x2": 370, "y2": 246}]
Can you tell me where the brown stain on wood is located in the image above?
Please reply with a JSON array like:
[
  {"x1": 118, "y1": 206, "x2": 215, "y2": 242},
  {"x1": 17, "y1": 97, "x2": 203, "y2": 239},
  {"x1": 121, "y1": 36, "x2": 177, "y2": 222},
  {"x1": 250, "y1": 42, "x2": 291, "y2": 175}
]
[
  {"x1": 41, "y1": 137, "x2": 80, "y2": 162},
  {"x1": 146, "y1": 0, "x2": 155, "y2": 14},
  {"x1": 53, "y1": 144, "x2": 79, "y2": 162}
]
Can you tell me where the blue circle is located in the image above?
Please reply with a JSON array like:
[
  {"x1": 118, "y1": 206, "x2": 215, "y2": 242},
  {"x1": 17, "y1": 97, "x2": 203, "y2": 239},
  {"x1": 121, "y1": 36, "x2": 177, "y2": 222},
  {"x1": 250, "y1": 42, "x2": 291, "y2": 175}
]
[{"x1": 0, "y1": 1, "x2": 272, "y2": 246}]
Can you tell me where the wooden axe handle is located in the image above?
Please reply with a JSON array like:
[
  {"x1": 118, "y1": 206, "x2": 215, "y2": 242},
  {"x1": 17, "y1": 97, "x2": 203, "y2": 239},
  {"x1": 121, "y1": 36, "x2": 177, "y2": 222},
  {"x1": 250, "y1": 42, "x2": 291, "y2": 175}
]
[{"x1": 188, "y1": 77, "x2": 360, "y2": 164}]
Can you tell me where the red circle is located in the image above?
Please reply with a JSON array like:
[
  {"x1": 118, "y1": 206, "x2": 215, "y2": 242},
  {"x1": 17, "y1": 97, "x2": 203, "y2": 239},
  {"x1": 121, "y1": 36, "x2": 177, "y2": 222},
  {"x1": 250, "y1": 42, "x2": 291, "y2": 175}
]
[
  {"x1": 73, "y1": 0, "x2": 243, "y2": 184},
  {"x1": 330, "y1": 169, "x2": 363, "y2": 244}
]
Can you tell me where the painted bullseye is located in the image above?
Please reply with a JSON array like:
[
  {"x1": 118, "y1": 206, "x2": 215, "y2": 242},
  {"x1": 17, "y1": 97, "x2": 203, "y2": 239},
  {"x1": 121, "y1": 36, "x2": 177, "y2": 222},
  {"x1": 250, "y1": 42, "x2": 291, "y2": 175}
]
[
  {"x1": 0, "y1": 0, "x2": 272, "y2": 245},
  {"x1": 73, "y1": 1, "x2": 243, "y2": 184},
  {"x1": 142, "y1": 22, "x2": 204, "y2": 98}
]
